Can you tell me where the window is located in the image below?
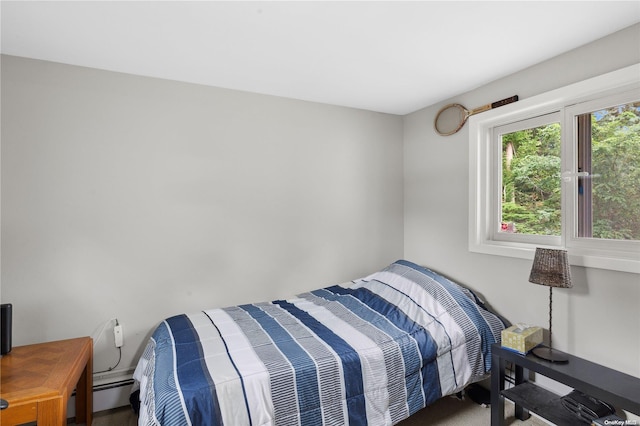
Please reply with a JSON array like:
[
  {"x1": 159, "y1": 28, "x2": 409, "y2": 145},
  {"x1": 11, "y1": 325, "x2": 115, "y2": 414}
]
[
  {"x1": 573, "y1": 100, "x2": 640, "y2": 241},
  {"x1": 495, "y1": 113, "x2": 561, "y2": 245},
  {"x1": 469, "y1": 64, "x2": 640, "y2": 273}
]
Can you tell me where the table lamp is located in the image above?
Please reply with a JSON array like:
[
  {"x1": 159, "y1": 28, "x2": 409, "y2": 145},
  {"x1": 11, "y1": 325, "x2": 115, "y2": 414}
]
[{"x1": 528, "y1": 248, "x2": 572, "y2": 363}]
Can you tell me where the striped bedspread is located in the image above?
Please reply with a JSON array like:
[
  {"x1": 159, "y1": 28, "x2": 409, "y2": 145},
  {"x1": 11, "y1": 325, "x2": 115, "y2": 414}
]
[{"x1": 132, "y1": 260, "x2": 505, "y2": 426}]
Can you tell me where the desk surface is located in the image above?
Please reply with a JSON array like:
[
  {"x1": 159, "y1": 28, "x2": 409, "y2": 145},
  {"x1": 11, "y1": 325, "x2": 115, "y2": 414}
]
[
  {"x1": 1, "y1": 337, "x2": 93, "y2": 425},
  {"x1": 493, "y1": 344, "x2": 640, "y2": 415}
]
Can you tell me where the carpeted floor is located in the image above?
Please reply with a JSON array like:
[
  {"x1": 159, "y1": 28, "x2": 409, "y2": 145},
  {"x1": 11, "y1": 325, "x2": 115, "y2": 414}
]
[
  {"x1": 78, "y1": 395, "x2": 545, "y2": 425},
  {"x1": 397, "y1": 394, "x2": 545, "y2": 426}
]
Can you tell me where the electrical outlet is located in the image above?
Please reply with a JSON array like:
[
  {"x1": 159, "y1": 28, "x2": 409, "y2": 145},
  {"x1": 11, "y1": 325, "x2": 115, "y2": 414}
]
[{"x1": 114, "y1": 324, "x2": 123, "y2": 348}]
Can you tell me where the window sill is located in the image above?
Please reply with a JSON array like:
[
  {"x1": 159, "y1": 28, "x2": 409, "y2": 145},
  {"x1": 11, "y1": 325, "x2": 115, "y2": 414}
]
[{"x1": 469, "y1": 239, "x2": 640, "y2": 274}]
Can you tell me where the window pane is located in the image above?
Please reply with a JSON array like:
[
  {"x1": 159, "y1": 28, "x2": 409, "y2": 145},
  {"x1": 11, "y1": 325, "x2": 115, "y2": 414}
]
[
  {"x1": 500, "y1": 123, "x2": 561, "y2": 236},
  {"x1": 579, "y1": 102, "x2": 640, "y2": 240}
]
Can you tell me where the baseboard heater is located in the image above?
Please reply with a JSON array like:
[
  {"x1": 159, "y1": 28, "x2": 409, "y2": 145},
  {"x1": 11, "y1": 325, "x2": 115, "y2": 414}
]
[
  {"x1": 68, "y1": 369, "x2": 136, "y2": 416},
  {"x1": 92, "y1": 377, "x2": 135, "y2": 392},
  {"x1": 71, "y1": 377, "x2": 134, "y2": 396}
]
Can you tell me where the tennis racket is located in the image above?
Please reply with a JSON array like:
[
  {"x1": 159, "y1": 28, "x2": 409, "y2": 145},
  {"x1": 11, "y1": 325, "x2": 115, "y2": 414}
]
[{"x1": 434, "y1": 95, "x2": 519, "y2": 136}]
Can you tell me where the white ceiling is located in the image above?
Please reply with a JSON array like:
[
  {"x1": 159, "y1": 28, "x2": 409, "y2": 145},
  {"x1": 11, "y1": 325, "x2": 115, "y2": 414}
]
[{"x1": 2, "y1": 1, "x2": 639, "y2": 115}]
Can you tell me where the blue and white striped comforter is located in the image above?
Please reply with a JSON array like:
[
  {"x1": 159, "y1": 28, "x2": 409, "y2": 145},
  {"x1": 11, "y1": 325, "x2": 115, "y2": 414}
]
[{"x1": 132, "y1": 260, "x2": 504, "y2": 426}]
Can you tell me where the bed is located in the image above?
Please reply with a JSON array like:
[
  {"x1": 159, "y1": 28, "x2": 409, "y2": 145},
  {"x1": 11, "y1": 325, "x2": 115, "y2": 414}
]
[{"x1": 131, "y1": 259, "x2": 505, "y2": 426}]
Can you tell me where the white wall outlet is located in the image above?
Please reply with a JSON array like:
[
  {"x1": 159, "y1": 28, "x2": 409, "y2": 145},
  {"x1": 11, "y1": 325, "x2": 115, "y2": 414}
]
[{"x1": 113, "y1": 324, "x2": 123, "y2": 348}]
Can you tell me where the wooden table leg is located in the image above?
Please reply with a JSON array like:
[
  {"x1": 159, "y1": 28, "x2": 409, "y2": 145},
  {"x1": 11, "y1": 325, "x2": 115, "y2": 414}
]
[
  {"x1": 75, "y1": 344, "x2": 93, "y2": 425},
  {"x1": 38, "y1": 397, "x2": 65, "y2": 426}
]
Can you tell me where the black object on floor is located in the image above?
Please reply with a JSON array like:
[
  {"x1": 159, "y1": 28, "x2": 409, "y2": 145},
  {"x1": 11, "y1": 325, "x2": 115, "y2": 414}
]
[
  {"x1": 466, "y1": 383, "x2": 491, "y2": 406},
  {"x1": 130, "y1": 389, "x2": 140, "y2": 416}
]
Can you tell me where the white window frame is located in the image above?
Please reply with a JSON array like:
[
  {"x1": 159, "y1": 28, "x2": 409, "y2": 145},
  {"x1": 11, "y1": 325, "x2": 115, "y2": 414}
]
[{"x1": 468, "y1": 63, "x2": 640, "y2": 273}]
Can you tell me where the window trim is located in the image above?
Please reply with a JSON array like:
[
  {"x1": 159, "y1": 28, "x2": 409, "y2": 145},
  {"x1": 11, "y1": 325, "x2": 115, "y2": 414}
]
[{"x1": 468, "y1": 63, "x2": 640, "y2": 273}]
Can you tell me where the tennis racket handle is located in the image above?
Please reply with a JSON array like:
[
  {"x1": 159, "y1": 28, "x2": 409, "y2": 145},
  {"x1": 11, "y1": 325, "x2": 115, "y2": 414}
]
[{"x1": 491, "y1": 95, "x2": 519, "y2": 108}]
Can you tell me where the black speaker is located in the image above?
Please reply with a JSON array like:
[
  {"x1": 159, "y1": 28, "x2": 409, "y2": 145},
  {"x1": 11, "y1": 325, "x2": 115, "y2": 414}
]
[{"x1": 1, "y1": 303, "x2": 12, "y2": 355}]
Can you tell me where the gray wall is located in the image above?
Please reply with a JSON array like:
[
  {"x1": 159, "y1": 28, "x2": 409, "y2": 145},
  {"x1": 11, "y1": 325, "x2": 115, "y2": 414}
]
[
  {"x1": 404, "y1": 24, "x2": 640, "y2": 378},
  {"x1": 2, "y1": 23, "x2": 639, "y2": 394},
  {"x1": 1, "y1": 56, "x2": 404, "y2": 371}
]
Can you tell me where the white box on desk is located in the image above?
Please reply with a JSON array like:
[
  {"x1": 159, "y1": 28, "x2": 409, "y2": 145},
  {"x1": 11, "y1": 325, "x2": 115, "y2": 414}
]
[{"x1": 501, "y1": 325, "x2": 543, "y2": 355}]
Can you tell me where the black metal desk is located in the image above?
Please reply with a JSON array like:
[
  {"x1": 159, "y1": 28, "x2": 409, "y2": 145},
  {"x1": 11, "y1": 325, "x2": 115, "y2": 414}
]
[{"x1": 491, "y1": 343, "x2": 640, "y2": 425}]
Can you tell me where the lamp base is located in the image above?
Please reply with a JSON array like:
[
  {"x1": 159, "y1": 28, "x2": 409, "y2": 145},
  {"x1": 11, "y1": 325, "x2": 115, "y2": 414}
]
[{"x1": 532, "y1": 346, "x2": 569, "y2": 363}]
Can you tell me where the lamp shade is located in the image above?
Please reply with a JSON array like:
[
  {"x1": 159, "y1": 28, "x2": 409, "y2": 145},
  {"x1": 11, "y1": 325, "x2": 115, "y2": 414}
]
[{"x1": 529, "y1": 248, "x2": 572, "y2": 288}]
